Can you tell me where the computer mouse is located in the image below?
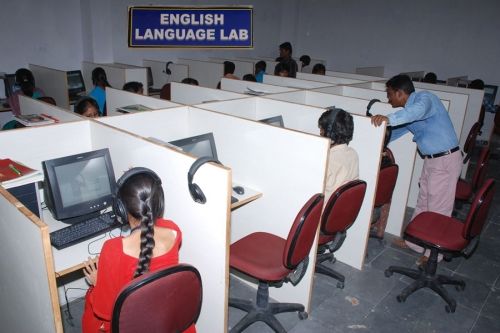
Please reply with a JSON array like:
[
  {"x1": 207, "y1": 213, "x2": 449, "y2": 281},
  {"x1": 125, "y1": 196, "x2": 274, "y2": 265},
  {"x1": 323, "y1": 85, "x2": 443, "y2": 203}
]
[{"x1": 233, "y1": 186, "x2": 245, "y2": 195}]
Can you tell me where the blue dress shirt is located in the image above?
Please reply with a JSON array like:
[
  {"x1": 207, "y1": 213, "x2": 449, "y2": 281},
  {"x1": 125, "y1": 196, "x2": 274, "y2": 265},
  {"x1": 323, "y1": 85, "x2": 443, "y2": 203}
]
[{"x1": 388, "y1": 91, "x2": 459, "y2": 156}]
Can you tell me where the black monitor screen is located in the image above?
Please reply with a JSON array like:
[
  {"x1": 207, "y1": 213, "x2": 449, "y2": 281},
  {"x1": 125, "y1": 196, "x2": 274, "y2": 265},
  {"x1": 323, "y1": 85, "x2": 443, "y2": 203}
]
[
  {"x1": 146, "y1": 67, "x2": 154, "y2": 87},
  {"x1": 169, "y1": 133, "x2": 218, "y2": 160},
  {"x1": 259, "y1": 115, "x2": 284, "y2": 127},
  {"x1": 4, "y1": 74, "x2": 16, "y2": 98},
  {"x1": 42, "y1": 148, "x2": 116, "y2": 222},
  {"x1": 67, "y1": 70, "x2": 86, "y2": 97}
]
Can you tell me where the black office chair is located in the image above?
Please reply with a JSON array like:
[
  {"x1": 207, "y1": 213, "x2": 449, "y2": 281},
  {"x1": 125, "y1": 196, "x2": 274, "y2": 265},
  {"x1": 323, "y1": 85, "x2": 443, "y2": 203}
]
[{"x1": 112, "y1": 264, "x2": 202, "y2": 333}]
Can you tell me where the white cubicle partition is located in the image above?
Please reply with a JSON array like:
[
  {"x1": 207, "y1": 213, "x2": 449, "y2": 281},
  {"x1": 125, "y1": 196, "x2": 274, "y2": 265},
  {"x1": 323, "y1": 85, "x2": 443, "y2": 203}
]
[
  {"x1": 143, "y1": 59, "x2": 189, "y2": 88},
  {"x1": 325, "y1": 70, "x2": 386, "y2": 81},
  {"x1": 0, "y1": 120, "x2": 231, "y2": 333},
  {"x1": 209, "y1": 58, "x2": 254, "y2": 78},
  {"x1": 196, "y1": 97, "x2": 385, "y2": 268},
  {"x1": 29, "y1": 64, "x2": 70, "y2": 109},
  {"x1": 98, "y1": 106, "x2": 330, "y2": 313},
  {"x1": 110, "y1": 63, "x2": 148, "y2": 95},
  {"x1": 82, "y1": 62, "x2": 148, "y2": 95},
  {"x1": 263, "y1": 74, "x2": 335, "y2": 89},
  {"x1": 264, "y1": 90, "x2": 414, "y2": 237},
  {"x1": 177, "y1": 58, "x2": 223, "y2": 88},
  {"x1": 220, "y1": 77, "x2": 299, "y2": 95},
  {"x1": 296, "y1": 72, "x2": 365, "y2": 85},
  {"x1": 105, "y1": 87, "x2": 180, "y2": 116},
  {"x1": 356, "y1": 66, "x2": 385, "y2": 77},
  {"x1": 169, "y1": 82, "x2": 248, "y2": 105},
  {"x1": 19, "y1": 95, "x2": 82, "y2": 122}
]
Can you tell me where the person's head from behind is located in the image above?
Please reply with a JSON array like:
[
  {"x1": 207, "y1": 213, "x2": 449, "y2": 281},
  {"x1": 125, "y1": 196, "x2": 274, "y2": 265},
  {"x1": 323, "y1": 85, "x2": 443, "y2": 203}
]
[
  {"x1": 299, "y1": 55, "x2": 311, "y2": 68},
  {"x1": 181, "y1": 77, "x2": 199, "y2": 86},
  {"x1": 279, "y1": 42, "x2": 293, "y2": 59},
  {"x1": 223, "y1": 61, "x2": 236, "y2": 75},
  {"x1": 385, "y1": 74, "x2": 415, "y2": 108},
  {"x1": 122, "y1": 81, "x2": 144, "y2": 94},
  {"x1": 469, "y1": 79, "x2": 485, "y2": 90},
  {"x1": 274, "y1": 62, "x2": 290, "y2": 77},
  {"x1": 75, "y1": 97, "x2": 99, "y2": 118},
  {"x1": 318, "y1": 107, "x2": 354, "y2": 146},
  {"x1": 312, "y1": 63, "x2": 326, "y2": 75},
  {"x1": 423, "y1": 72, "x2": 437, "y2": 84},
  {"x1": 118, "y1": 170, "x2": 165, "y2": 277},
  {"x1": 242, "y1": 74, "x2": 257, "y2": 82},
  {"x1": 255, "y1": 60, "x2": 266, "y2": 74},
  {"x1": 15, "y1": 68, "x2": 36, "y2": 97},
  {"x1": 91, "y1": 67, "x2": 110, "y2": 88}
]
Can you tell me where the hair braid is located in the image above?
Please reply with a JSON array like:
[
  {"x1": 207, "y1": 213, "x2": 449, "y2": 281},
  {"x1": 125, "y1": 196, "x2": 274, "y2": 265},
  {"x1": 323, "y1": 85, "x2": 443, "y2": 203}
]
[{"x1": 133, "y1": 196, "x2": 156, "y2": 277}]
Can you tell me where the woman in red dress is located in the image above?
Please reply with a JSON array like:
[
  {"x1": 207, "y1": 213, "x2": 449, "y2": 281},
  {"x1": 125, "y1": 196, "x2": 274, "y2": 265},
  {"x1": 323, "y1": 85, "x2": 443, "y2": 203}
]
[{"x1": 81, "y1": 169, "x2": 196, "y2": 332}]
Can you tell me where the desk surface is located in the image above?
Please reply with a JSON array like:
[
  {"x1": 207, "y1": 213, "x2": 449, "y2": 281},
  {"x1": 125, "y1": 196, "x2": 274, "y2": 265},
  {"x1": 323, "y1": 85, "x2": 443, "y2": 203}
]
[{"x1": 231, "y1": 182, "x2": 262, "y2": 209}]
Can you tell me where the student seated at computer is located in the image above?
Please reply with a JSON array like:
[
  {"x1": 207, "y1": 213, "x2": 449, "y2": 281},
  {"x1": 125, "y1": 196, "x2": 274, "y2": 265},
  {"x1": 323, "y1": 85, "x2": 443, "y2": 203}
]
[
  {"x1": 299, "y1": 55, "x2": 312, "y2": 73},
  {"x1": 74, "y1": 97, "x2": 100, "y2": 118},
  {"x1": 122, "y1": 81, "x2": 144, "y2": 94},
  {"x1": 254, "y1": 60, "x2": 266, "y2": 83},
  {"x1": 242, "y1": 74, "x2": 257, "y2": 82},
  {"x1": 89, "y1": 67, "x2": 111, "y2": 116},
  {"x1": 82, "y1": 169, "x2": 195, "y2": 333},
  {"x1": 274, "y1": 62, "x2": 291, "y2": 77},
  {"x1": 181, "y1": 77, "x2": 199, "y2": 86},
  {"x1": 312, "y1": 63, "x2": 326, "y2": 75},
  {"x1": 318, "y1": 107, "x2": 359, "y2": 201},
  {"x1": 7, "y1": 68, "x2": 45, "y2": 115}
]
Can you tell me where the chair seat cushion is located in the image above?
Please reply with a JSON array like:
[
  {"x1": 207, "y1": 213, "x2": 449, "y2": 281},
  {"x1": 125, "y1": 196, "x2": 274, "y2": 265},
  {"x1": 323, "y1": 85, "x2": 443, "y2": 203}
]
[
  {"x1": 456, "y1": 178, "x2": 472, "y2": 200},
  {"x1": 405, "y1": 212, "x2": 468, "y2": 251},
  {"x1": 230, "y1": 232, "x2": 291, "y2": 282},
  {"x1": 319, "y1": 234, "x2": 334, "y2": 245}
]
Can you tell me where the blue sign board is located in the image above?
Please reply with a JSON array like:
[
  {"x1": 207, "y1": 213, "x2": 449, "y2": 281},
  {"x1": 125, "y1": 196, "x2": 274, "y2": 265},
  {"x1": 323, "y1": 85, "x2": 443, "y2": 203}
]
[{"x1": 128, "y1": 6, "x2": 253, "y2": 48}]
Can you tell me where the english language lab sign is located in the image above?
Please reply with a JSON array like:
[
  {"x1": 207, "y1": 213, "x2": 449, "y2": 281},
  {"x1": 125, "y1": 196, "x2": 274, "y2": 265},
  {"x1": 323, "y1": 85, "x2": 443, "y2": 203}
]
[{"x1": 128, "y1": 6, "x2": 253, "y2": 48}]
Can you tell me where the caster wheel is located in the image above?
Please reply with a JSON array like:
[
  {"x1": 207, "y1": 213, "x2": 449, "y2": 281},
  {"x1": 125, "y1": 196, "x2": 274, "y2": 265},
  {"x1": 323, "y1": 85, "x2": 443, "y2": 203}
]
[
  {"x1": 396, "y1": 295, "x2": 406, "y2": 303},
  {"x1": 298, "y1": 311, "x2": 308, "y2": 320},
  {"x1": 337, "y1": 281, "x2": 345, "y2": 289},
  {"x1": 384, "y1": 269, "x2": 393, "y2": 278}
]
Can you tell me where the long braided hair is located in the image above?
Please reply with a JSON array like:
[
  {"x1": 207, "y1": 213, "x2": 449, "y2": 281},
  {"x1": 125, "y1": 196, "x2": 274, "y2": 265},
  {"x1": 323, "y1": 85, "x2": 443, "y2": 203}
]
[{"x1": 119, "y1": 173, "x2": 165, "y2": 277}]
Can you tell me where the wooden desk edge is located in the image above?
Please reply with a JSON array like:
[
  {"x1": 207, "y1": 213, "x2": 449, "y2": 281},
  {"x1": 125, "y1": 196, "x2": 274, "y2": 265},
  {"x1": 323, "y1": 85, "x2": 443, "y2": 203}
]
[{"x1": 231, "y1": 192, "x2": 262, "y2": 210}]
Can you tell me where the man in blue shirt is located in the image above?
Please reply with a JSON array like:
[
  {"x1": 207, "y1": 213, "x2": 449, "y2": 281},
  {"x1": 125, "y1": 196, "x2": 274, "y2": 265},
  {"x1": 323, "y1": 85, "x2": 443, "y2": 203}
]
[{"x1": 371, "y1": 75, "x2": 462, "y2": 264}]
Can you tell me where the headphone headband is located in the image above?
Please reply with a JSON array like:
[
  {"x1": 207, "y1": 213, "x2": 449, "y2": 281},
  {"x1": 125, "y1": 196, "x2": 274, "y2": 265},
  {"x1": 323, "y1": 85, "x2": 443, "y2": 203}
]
[{"x1": 188, "y1": 156, "x2": 222, "y2": 204}]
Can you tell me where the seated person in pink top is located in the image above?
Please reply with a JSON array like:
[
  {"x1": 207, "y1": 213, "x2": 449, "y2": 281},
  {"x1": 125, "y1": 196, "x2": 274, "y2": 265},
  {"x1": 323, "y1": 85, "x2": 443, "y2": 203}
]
[
  {"x1": 318, "y1": 108, "x2": 359, "y2": 202},
  {"x1": 7, "y1": 68, "x2": 45, "y2": 116},
  {"x1": 82, "y1": 168, "x2": 196, "y2": 333}
]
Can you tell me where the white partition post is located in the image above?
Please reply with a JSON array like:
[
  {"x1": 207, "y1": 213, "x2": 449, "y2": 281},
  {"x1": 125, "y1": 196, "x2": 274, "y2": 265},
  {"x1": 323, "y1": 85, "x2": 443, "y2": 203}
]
[
  {"x1": 169, "y1": 82, "x2": 248, "y2": 105},
  {"x1": 19, "y1": 95, "x2": 82, "y2": 122},
  {"x1": 177, "y1": 58, "x2": 224, "y2": 88},
  {"x1": 143, "y1": 59, "x2": 189, "y2": 88},
  {"x1": 296, "y1": 72, "x2": 365, "y2": 85},
  {"x1": 105, "y1": 87, "x2": 180, "y2": 116},
  {"x1": 220, "y1": 77, "x2": 299, "y2": 95},
  {"x1": 29, "y1": 64, "x2": 70, "y2": 109},
  {"x1": 263, "y1": 74, "x2": 335, "y2": 89}
]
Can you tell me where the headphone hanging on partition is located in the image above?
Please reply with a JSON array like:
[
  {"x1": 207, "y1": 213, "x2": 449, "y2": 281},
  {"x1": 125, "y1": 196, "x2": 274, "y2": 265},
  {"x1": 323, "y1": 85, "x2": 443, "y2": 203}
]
[
  {"x1": 112, "y1": 167, "x2": 163, "y2": 225},
  {"x1": 188, "y1": 156, "x2": 222, "y2": 204},
  {"x1": 366, "y1": 98, "x2": 381, "y2": 117},
  {"x1": 164, "y1": 61, "x2": 173, "y2": 75}
]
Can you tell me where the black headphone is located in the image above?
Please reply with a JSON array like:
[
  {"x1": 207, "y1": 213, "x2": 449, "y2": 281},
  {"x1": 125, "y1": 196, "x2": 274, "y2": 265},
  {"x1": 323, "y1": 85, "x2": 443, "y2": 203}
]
[
  {"x1": 366, "y1": 98, "x2": 381, "y2": 117},
  {"x1": 365, "y1": 99, "x2": 392, "y2": 147},
  {"x1": 113, "y1": 167, "x2": 163, "y2": 225},
  {"x1": 188, "y1": 156, "x2": 222, "y2": 204},
  {"x1": 164, "y1": 61, "x2": 173, "y2": 75}
]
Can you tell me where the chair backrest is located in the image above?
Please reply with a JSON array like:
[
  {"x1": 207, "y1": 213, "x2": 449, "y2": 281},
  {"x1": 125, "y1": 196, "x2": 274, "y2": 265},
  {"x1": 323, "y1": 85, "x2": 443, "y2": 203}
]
[
  {"x1": 320, "y1": 180, "x2": 367, "y2": 235},
  {"x1": 471, "y1": 146, "x2": 490, "y2": 192},
  {"x1": 112, "y1": 264, "x2": 202, "y2": 333},
  {"x1": 374, "y1": 164, "x2": 399, "y2": 207},
  {"x1": 283, "y1": 193, "x2": 324, "y2": 270},
  {"x1": 463, "y1": 122, "x2": 481, "y2": 163},
  {"x1": 37, "y1": 96, "x2": 56, "y2": 105},
  {"x1": 160, "y1": 83, "x2": 171, "y2": 100},
  {"x1": 462, "y1": 179, "x2": 495, "y2": 240},
  {"x1": 382, "y1": 147, "x2": 396, "y2": 166}
]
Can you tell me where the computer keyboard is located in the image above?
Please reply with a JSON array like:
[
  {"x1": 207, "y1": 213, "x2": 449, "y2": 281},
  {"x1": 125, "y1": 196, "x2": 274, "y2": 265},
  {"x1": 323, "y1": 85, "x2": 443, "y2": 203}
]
[{"x1": 50, "y1": 212, "x2": 120, "y2": 250}]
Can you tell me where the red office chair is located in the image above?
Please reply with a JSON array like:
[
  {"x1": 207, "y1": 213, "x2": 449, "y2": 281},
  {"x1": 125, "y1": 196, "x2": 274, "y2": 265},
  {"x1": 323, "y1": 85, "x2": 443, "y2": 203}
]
[
  {"x1": 112, "y1": 264, "x2": 202, "y2": 333},
  {"x1": 385, "y1": 179, "x2": 496, "y2": 313},
  {"x1": 370, "y1": 164, "x2": 399, "y2": 239},
  {"x1": 160, "y1": 83, "x2": 172, "y2": 100},
  {"x1": 462, "y1": 122, "x2": 481, "y2": 164},
  {"x1": 316, "y1": 180, "x2": 367, "y2": 288},
  {"x1": 456, "y1": 146, "x2": 490, "y2": 202},
  {"x1": 229, "y1": 193, "x2": 324, "y2": 332},
  {"x1": 37, "y1": 96, "x2": 57, "y2": 105}
]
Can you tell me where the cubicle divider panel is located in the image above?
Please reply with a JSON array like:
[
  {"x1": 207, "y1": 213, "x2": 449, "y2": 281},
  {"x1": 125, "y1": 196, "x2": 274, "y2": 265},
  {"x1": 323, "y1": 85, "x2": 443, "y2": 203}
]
[
  {"x1": 142, "y1": 60, "x2": 189, "y2": 88},
  {"x1": 89, "y1": 121, "x2": 231, "y2": 333},
  {"x1": 177, "y1": 58, "x2": 224, "y2": 89},
  {"x1": 105, "y1": 87, "x2": 180, "y2": 116},
  {"x1": 325, "y1": 70, "x2": 386, "y2": 81},
  {"x1": 30, "y1": 64, "x2": 70, "y2": 109},
  {"x1": 356, "y1": 66, "x2": 385, "y2": 77},
  {"x1": 220, "y1": 77, "x2": 299, "y2": 95},
  {"x1": 170, "y1": 82, "x2": 247, "y2": 105},
  {"x1": 82, "y1": 62, "x2": 126, "y2": 93},
  {"x1": 209, "y1": 58, "x2": 255, "y2": 79},
  {"x1": 19, "y1": 95, "x2": 83, "y2": 122},
  {"x1": 0, "y1": 189, "x2": 61, "y2": 333},
  {"x1": 297, "y1": 72, "x2": 365, "y2": 85},
  {"x1": 263, "y1": 74, "x2": 335, "y2": 89},
  {"x1": 194, "y1": 97, "x2": 259, "y2": 120}
]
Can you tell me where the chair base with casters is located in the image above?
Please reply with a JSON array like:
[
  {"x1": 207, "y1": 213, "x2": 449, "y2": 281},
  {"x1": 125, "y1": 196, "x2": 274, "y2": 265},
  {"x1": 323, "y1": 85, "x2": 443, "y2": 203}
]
[
  {"x1": 385, "y1": 247, "x2": 464, "y2": 313},
  {"x1": 315, "y1": 231, "x2": 347, "y2": 289},
  {"x1": 229, "y1": 281, "x2": 307, "y2": 333}
]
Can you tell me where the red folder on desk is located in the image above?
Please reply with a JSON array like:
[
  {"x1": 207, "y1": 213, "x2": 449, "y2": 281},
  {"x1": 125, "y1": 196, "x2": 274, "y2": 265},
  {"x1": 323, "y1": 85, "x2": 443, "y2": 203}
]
[{"x1": 0, "y1": 159, "x2": 38, "y2": 184}]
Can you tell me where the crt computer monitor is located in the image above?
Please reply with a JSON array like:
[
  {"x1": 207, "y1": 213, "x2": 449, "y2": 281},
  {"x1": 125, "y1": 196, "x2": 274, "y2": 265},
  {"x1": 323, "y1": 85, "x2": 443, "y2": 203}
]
[
  {"x1": 66, "y1": 70, "x2": 86, "y2": 99},
  {"x1": 259, "y1": 115, "x2": 285, "y2": 127},
  {"x1": 169, "y1": 132, "x2": 218, "y2": 160},
  {"x1": 146, "y1": 67, "x2": 154, "y2": 88},
  {"x1": 42, "y1": 148, "x2": 117, "y2": 223}
]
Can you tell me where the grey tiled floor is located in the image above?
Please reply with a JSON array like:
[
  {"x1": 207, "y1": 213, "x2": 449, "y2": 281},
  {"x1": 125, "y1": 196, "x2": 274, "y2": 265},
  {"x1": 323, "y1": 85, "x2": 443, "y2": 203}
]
[{"x1": 62, "y1": 135, "x2": 500, "y2": 332}]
